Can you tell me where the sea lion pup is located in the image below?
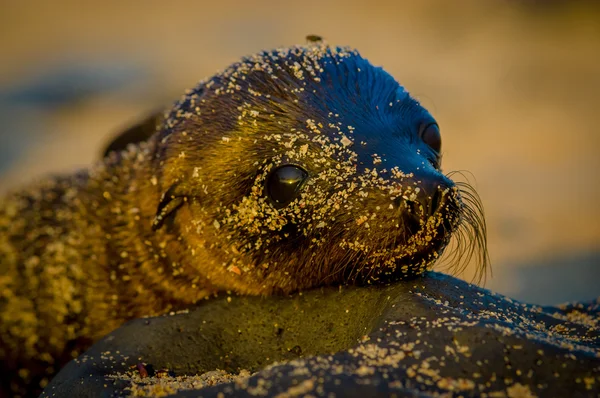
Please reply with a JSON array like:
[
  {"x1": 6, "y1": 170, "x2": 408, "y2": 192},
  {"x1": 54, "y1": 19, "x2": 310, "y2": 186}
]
[{"x1": 0, "y1": 41, "x2": 488, "y2": 396}]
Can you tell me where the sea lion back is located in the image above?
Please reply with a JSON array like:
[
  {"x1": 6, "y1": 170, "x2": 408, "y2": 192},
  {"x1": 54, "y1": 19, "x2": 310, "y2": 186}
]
[{"x1": 0, "y1": 175, "x2": 113, "y2": 395}]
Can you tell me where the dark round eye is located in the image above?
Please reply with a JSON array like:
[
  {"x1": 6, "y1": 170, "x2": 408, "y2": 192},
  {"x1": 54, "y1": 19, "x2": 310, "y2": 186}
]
[
  {"x1": 266, "y1": 165, "x2": 309, "y2": 207},
  {"x1": 420, "y1": 123, "x2": 442, "y2": 153}
]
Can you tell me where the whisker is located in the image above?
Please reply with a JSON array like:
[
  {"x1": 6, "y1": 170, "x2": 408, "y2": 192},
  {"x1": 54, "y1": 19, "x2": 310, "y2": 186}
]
[{"x1": 436, "y1": 174, "x2": 491, "y2": 284}]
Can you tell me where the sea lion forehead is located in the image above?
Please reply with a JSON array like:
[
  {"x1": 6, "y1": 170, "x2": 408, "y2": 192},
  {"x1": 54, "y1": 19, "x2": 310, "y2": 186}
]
[{"x1": 164, "y1": 44, "x2": 428, "y2": 127}]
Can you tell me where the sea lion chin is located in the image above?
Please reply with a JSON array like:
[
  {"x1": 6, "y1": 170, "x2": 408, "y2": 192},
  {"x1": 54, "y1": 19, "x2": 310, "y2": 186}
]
[{"x1": 0, "y1": 40, "x2": 488, "y2": 396}]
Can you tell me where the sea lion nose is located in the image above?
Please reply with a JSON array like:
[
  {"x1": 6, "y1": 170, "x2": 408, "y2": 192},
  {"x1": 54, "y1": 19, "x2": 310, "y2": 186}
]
[{"x1": 403, "y1": 171, "x2": 455, "y2": 218}]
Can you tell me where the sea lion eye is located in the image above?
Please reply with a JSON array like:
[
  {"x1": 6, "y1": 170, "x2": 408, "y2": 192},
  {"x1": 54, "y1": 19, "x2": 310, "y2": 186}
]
[
  {"x1": 420, "y1": 123, "x2": 442, "y2": 154},
  {"x1": 266, "y1": 165, "x2": 308, "y2": 207}
]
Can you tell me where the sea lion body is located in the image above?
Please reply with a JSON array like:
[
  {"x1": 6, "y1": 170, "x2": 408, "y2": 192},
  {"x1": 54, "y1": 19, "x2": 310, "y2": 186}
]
[{"x1": 0, "y1": 42, "x2": 485, "y2": 396}]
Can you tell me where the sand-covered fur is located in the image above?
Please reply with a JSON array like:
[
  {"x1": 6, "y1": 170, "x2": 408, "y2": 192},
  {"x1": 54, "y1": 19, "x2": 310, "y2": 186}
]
[{"x1": 0, "y1": 42, "x2": 486, "y2": 396}]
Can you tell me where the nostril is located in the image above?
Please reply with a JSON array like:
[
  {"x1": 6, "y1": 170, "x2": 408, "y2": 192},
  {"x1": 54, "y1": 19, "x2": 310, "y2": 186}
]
[
  {"x1": 394, "y1": 173, "x2": 455, "y2": 220},
  {"x1": 402, "y1": 185, "x2": 445, "y2": 219}
]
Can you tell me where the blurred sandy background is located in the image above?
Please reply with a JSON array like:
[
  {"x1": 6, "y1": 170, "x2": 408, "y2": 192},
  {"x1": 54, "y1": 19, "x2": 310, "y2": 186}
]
[{"x1": 0, "y1": 0, "x2": 598, "y2": 305}]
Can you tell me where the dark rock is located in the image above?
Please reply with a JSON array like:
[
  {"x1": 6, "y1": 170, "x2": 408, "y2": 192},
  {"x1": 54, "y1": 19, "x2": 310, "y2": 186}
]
[{"x1": 42, "y1": 272, "x2": 600, "y2": 397}]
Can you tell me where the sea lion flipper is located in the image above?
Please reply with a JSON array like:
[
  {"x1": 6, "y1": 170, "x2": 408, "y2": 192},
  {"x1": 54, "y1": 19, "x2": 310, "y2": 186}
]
[{"x1": 152, "y1": 184, "x2": 185, "y2": 231}]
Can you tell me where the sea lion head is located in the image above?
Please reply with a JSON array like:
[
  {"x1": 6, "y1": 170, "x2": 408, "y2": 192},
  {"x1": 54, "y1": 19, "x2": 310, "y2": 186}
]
[{"x1": 149, "y1": 42, "x2": 488, "y2": 293}]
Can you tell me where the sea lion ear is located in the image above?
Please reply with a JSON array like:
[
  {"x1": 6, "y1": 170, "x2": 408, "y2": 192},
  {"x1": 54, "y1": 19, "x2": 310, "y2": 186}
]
[{"x1": 152, "y1": 184, "x2": 185, "y2": 231}]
